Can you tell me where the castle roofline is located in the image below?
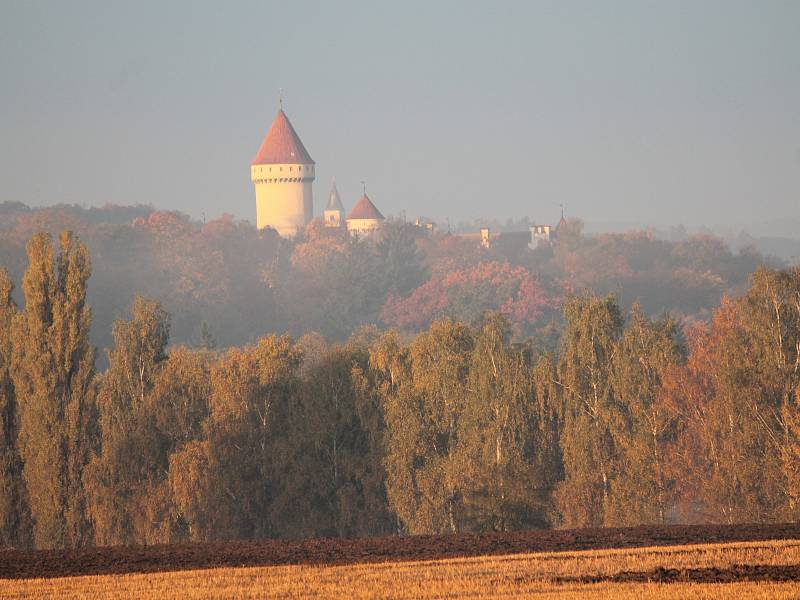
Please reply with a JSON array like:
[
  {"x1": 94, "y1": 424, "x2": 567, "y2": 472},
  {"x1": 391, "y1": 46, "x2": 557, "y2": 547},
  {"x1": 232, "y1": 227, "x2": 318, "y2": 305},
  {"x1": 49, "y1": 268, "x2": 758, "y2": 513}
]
[
  {"x1": 347, "y1": 194, "x2": 384, "y2": 220},
  {"x1": 252, "y1": 109, "x2": 314, "y2": 166}
]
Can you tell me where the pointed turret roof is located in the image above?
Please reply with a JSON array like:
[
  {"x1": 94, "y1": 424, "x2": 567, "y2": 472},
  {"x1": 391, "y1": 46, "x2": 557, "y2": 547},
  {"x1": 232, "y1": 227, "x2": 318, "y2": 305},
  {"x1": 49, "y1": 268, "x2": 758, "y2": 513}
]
[
  {"x1": 348, "y1": 194, "x2": 385, "y2": 220},
  {"x1": 326, "y1": 182, "x2": 345, "y2": 212},
  {"x1": 252, "y1": 109, "x2": 314, "y2": 165}
]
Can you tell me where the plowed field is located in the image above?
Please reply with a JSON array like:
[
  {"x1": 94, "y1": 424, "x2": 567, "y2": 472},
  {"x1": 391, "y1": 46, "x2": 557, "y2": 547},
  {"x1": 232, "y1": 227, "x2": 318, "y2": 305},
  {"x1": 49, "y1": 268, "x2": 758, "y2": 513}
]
[
  {"x1": 3, "y1": 538, "x2": 800, "y2": 599},
  {"x1": 1, "y1": 523, "x2": 799, "y2": 580}
]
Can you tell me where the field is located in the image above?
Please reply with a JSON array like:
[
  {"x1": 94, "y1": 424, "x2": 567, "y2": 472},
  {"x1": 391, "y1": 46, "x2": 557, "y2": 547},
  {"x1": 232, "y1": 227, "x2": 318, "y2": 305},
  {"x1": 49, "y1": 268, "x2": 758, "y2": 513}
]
[{"x1": 2, "y1": 524, "x2": 800, "y2": 598}]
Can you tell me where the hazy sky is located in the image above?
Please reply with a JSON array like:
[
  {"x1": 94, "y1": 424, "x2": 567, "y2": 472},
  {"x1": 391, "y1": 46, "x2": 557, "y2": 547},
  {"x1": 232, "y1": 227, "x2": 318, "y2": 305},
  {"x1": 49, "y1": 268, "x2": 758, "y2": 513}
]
[{"x1": 2, "y1": 1, "x2": 798, "y2": 231}]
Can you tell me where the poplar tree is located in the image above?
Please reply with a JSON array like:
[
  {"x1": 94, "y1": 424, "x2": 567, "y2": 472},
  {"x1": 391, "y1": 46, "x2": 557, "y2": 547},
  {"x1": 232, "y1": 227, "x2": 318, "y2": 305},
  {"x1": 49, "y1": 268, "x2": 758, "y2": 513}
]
[
  {"x1": 140, "y1": 347, "x2": 211, "y2": 543},
  {"x1": 0, "y1": 269, "x2": 31, "y2": 546},
  {"x1": 554, "y1": 294, "x2": 622, "y2": 528},
  {"x1": 11, "y1": 232, "x2": 95, "y2": 549}
]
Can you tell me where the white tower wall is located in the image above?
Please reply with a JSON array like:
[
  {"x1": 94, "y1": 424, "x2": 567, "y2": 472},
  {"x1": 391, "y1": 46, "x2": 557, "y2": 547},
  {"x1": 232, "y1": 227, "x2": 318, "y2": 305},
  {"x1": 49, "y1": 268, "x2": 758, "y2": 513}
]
[{"x1": 251, "y1": 163, "x2": 315, "y2": 236}]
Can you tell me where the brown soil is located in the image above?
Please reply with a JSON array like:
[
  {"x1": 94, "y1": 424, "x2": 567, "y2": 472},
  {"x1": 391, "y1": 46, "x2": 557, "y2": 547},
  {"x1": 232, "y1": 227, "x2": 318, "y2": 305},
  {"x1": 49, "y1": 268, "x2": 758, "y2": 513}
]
[
  {"x1": 1, "y1": 523, "x2": 799, "y2": 580},
  {"x1": 555, "y1": 564, "x2": 800, "y2": 584}
]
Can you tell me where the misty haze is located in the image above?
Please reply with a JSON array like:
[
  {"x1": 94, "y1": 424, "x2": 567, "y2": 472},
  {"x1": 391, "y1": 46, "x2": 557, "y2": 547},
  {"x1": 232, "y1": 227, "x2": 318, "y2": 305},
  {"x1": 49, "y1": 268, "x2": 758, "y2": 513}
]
[{"x1": 1, "y1": 2, "x2": 799, "y2": 598}]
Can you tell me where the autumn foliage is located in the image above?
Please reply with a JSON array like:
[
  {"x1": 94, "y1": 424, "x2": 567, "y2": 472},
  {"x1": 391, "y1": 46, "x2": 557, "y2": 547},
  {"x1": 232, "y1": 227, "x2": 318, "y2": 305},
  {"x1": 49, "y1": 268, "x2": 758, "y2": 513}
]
[{"x1": 0, "y1": 208, "x2": 797, "y2": 549}]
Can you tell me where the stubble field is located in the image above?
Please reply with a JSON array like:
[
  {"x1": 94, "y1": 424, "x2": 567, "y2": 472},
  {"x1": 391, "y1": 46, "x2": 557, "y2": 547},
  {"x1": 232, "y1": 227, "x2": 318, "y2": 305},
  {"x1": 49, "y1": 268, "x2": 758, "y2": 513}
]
[{"x1": 2, "y1": 524, "x2": 799, "y2": 598}]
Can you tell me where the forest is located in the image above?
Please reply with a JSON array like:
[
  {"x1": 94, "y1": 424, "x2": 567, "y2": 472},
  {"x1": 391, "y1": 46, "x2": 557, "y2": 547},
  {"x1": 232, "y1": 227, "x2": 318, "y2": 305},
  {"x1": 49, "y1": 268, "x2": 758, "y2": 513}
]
[
  {"x1": 0, "y1": 205, "x2": 798, "y2": 550},
  {"x1": 0, "y1": 202, "x2": 772, "y2": 358}
]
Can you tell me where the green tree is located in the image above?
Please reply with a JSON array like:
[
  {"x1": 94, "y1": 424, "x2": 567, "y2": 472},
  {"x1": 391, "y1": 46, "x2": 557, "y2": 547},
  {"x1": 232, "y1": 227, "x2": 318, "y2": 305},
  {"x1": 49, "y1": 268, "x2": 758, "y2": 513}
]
[
  {"x1": 11, "y1": 231, "x2": 95, "y2": 549},
  {"x1": 459, "y1": 313, "x2": 554, "y2": 531},
  {"x1": 553, "y1": 294, "x2": 623, "y2": 528}
]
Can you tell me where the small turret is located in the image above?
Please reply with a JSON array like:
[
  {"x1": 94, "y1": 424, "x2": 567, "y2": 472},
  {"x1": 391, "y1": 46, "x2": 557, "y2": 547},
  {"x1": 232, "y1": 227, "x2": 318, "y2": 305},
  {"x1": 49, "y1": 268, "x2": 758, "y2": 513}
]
[
  {"x1": 346, "y1": 184, "x2": 385, "y2": 237},
  {"x1": 324, "y1": 181, "x2": 345, "y2": 227}
]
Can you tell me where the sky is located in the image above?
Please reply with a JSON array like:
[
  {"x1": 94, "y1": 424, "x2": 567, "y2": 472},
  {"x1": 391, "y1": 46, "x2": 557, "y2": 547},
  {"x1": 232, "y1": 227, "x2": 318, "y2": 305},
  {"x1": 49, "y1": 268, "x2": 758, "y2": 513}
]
[{"x1": 1, "y1": 1, "x2": 799, "y2": 233}]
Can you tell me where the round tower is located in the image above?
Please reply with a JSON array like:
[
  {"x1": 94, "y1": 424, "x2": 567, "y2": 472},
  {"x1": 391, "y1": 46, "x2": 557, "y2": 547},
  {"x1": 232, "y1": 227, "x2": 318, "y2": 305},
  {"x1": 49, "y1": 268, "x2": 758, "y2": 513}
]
[
  {"x1": 251, "y1": 108, "x2": 315, "y2": 236},
  {"x1": 346, "y1": 191, "x2": 385, "y2": 237}
]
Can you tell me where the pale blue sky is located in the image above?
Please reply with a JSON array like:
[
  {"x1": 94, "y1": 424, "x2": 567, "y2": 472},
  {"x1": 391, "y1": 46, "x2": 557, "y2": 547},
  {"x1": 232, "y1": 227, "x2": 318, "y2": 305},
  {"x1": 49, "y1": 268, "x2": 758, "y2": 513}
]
[{"x1": 1, "y1": 1, "x2": 798, "y2": 231}]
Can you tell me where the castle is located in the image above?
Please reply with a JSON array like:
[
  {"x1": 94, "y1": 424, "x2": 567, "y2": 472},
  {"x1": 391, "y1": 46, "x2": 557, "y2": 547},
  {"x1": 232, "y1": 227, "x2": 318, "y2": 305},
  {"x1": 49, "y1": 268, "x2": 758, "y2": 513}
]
[
  {"x1": 251, "y1": 106, "x2": 563, "y2": 246},
  {"x1": 251, "y1": 107, "x2": 385, "y2": 237}
]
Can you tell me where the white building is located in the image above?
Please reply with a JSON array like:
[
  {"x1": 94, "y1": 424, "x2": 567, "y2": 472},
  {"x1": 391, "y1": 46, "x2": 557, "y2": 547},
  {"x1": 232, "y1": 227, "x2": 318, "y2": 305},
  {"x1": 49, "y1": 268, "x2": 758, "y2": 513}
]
[
  {"x1": 251, "y1": 109, "x2": 315, "y2": 236},
  {"x1": 346, "y1": 193, "x2": 385, "y2": 237}
]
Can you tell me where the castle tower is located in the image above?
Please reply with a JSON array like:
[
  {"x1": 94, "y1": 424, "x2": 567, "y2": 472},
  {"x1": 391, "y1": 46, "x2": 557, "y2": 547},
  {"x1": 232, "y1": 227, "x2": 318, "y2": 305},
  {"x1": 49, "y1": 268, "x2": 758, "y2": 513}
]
[
  {"x1": 324, "y1": 181, "x2": 345, "y2": 227},
  {"x1": 251, "y1": 108, "x2": 315, "y2": 236},
  {"x1": 346, "y1": 191, "x2": 385, "y2": 237}
]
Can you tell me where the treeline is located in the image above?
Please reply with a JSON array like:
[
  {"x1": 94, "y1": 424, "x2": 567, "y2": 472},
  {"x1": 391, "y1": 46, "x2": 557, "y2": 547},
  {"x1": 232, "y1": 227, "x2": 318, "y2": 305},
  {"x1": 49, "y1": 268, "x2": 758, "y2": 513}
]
[
  {"x1": 0, "y1": 202, "x2": 772, "y2": 357},
  {"x1": 0, "y1": 231, "x2": 798, "y2": 550}
]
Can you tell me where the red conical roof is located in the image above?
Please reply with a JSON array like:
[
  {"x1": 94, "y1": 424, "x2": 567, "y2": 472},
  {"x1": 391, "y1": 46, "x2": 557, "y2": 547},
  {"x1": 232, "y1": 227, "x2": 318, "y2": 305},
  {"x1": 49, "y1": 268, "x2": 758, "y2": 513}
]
[
  {"x1": 252, "y1": 109, "x2": 314, "y2": 165},
  {"x1": 348, "y1": 194, "x2": 384, "y2": 220}
]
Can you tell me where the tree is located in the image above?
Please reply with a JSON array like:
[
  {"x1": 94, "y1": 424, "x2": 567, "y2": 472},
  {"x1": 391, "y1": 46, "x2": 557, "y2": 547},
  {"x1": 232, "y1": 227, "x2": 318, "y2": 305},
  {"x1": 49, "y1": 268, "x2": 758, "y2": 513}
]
[
  {"x1": 378, "y1": 321, "x2": 473, "y2": 534},
  {"x1": 707, "y1": 267, "x2": 800, "y2": 522},
  {"x1": 376, "y1": 221, "x2": 428, "y2": 297},
  {"x1": 665, "y1": 268, "x2": 800, "y2": 524},
  {"x1": 11, "y1": 231, "x2": 95, "y2": 549},
  {"x1": 607, "y1": 306, "x2": 682, "y2": 525},
  {"x1": 270, "y1": 346, "x2": 392, "y2": 538},
  {"x1": 459, "y1": 313, "x2": 553, "y2": 531},
  {"x1": 0, "y1": 269, "x2": 31, "y2": 547},
  {"x1": 197, "y1": 335, "x2": 302, "y2": 540},
  {"x1": 287, "y1": 235, "x2": 385, "y2": 340},
  {"x1": 783, "y1": 386, "x2": 800, "y2": 513},
  {"x1": 84, "y1": 296, "x2": 170, "y2": 546},
  {"x1": 553, "y1": 294, "x2": 623, "y2": 528},
  {"x1": 380, "y1": 261, "x2": 549, "y2": 334}
]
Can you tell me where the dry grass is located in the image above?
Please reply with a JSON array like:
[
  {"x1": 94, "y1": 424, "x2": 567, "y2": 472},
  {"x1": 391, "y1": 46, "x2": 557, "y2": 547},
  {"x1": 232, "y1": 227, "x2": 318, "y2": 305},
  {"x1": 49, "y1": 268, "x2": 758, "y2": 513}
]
[{"x1": 3, "y1": 539, "x2": 800, "y2": 599}]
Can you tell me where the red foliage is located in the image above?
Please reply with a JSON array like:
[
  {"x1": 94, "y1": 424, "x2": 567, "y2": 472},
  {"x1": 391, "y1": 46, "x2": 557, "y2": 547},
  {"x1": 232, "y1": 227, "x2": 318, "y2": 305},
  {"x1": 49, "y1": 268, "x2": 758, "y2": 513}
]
[
  {"x1": 659, "y1": 297, "x2": 739, "y2": 522},
  {"x1": 380, "y1": 261, "x2": 552, "y2": 331}
]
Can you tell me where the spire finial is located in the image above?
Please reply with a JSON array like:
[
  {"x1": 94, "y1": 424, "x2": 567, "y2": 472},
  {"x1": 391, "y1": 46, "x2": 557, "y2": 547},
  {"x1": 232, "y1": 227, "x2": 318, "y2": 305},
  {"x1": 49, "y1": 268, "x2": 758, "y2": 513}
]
[
  {"x1": 361, "y1": 180, "x2": 366, "y2": 196},
  {"x1": 560, "y1": 203, "x2": 564, "y2": 219},
  {"x1": 279, "y1": 88, "x2": 283, "y2": 110}
]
